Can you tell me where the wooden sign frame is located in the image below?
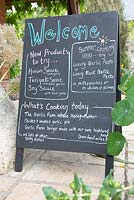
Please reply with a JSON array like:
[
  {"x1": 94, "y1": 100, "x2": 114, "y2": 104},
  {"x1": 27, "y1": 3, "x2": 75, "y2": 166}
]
[{"x1": 105, "y1": 20, "x2": 121, "y2": 176}]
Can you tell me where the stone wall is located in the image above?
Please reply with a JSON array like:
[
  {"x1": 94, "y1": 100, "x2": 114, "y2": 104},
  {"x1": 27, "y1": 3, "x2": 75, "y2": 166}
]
[{"x1": 0, "y1": 85, "x2": 18, "y2": 174}]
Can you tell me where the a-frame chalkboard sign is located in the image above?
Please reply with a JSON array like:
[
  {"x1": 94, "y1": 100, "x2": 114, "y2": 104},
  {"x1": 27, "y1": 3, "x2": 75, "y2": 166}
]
[{"x1": 15, "y1": 11, "x2": 121, "y2": 176}]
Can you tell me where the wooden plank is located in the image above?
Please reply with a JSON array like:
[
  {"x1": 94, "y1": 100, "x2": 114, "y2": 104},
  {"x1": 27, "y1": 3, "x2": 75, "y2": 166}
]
[
  {"x1": 105, "y1": 155, "x2": 114, "y2": 176},
  {"x1": 105, "y1": 16, "x2": 121, "y2": 177},
  {"x1": 0, "y1": 0, "x2": 6, "y2": 24},
  {"x1": 68, "y1": 0, "x2": 79, "y2": 14},
  {"x1": 15, "y1": 147, "x2": 24, "y2": 172}
]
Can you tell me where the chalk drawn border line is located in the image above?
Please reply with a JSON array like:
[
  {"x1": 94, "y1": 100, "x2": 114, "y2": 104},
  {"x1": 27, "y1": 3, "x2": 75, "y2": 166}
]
[
  {"x1": 17, "y1": 106, "x2": 113, "y2": 145},
  {"x1": 71, "y1": 40, "x2": 116, "y2": 93},
  {"x1": 17, "y1": 104, "x2": 24, "y2": 136},
  {"x1": 24, "y1": 53, "x2": 70, "y2": 100}
]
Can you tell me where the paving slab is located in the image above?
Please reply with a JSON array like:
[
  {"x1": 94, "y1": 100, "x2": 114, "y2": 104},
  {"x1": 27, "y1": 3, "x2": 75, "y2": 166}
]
[
  {"x1": 4, "y1": 181, "x2": 126, "y2": 200},
  {"x1": 4, "y1": 182, "x2": 102, "y2": 200},
  {"x1": 22, "y1": 157, "x2": 125, "y2": 187},
  {"x1": 1, "y1": 124, "x2": 134, "y2": 200},
  {"x1": 5, "y1": 183, "x2": 44, "y2": 200},
  {"x1": 0, "y1": 192, "x2": 4, "y2": 200},
  {"x1": 5, "y1": 182, "x2": 73, "y2": 200},
  {"x1": 40, "y1": 150, "x2": 105, "y2": 166},
  {"x1": 0, "y1": 175, "x2": 17, "y2": 193},
  {"x1": 22, "y1": 159, "x2": 105, "y2": 187},
  {"x1": 41, "y1": 149, "x2": 126, "y2": 170},
  {"x1": 8, "y1": 149, "x2": 44, "y2": 178},
  {"x1": 129, "y1": 197, "x2": 134, "y2": 200}
]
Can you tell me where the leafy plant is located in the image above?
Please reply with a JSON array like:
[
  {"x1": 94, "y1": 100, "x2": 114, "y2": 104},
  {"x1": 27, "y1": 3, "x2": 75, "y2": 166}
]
[
  {"x1": 42, "y1": 172, "x2": 134, "y2": 200},
  {"x1": 10, "y1": 59, "x2": 21, "y2": 79},
  {"x1": 107, "y1": 69, "x2": 134, "y2": 156},
  {"x1": 7, "y1": 79, "x2": 20, "y2": 100},
  {"x1": 107, "y1": 132, "x2": 126, "y2": 156},
  {"x1": 42, "y1": 68, "x2": 134, "y2": 198},
  {"x1": 6, "y1": 1, "x2": 50, "y2": 39},
  {"x1": 127, "y1": 20, "x2": 134, "y2": 40},
  {"x1": 6, "y1": 0, "x2": 85, "y2": 39}
]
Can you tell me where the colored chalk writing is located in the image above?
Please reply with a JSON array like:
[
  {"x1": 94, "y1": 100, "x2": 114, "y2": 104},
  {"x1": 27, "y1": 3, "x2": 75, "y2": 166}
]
[{"x1": 16, "y1": 12, "x2": 119, "y2": 155}]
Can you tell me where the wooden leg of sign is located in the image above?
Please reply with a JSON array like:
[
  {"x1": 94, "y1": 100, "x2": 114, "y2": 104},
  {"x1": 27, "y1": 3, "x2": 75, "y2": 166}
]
[
  {"x1": 105, "y1": 155, "x2": 114, "y2": 177},
  {"x1": 15, "y1": 147, "x2": 24, "y2": 172}
]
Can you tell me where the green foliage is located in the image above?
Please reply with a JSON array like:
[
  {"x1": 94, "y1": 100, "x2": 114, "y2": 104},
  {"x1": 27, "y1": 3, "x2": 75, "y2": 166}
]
[
  {"x1": 38, "y1": 0, "x2": 85, "y2": 15},
  {"x1": 127, "y1": 20, "x2": 134, "y2": 40},
  {"x1": 127, "y1": 87, "x2": 134, "y2": 103},
  {"x1": 97, "y1": 170, "x2": 122, "y2": 200},
  {"x1": 43, "y1": 174, "x2": 91, "y2": 200},
  {"x1": 120, "y1": 52, "x2": 130, "y2": 70},
  {"x1": 10, "y1": 59, "x2": 21, "y2": 79},
  {"x1": 112, "y1": 99, "x2": 134, "y2": 126},
  {"x1": 82, "y1": 184, "x2": 92, "y2": 200},
  {"x1": 118, "y1": 69, "x2": 133, "y2": 92},
  {"x1": 42, "y1": 186, "x2": 59, "y2": 200},
  {"x1": 6, "y1": 0, "x2": 84, "y2": 39},
  {"x1": 6, "y1": 0, "x2": 67, "y2": 39},
  {"x1": 42, "y1": 186, "x2": 70, "y2": 200},
  {"x1": 107, "y1": 132, "x2": 126, "y2": 156},
  {"x1": 70, "y1": 174, "x2": 82, "y2": 193},
  {"x1": 7, "y1": 0, "x2": 33, "y2": 38},
  {"x1": 127, "y1": 20, "x2": 134, "y2": 31},
  {"x1": 107, "y1": 69, "x2": 134, "y2": 156},
  {"x1": 111, "y1": 68, "x2": 134, "y2": 125},
  {"x1": 128, "y1": 187, "x2": 134, "y2": 196},
  {"x1": 42, "y1": 0, "x2": 67, "y2": 16},
  {"x1": 7, "y1": 79, "x2": 20, "y2": 100},
  {"x1": 5, "y1": 0, "x2": 84, "y2": 77},
  {"x1": 43, "y1": 172, "x2": 134, "y2": 199}
]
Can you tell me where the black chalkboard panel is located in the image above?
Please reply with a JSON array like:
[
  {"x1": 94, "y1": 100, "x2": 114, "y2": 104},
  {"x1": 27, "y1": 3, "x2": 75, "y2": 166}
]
[{"x1": 16, "y1": 11, "x2": 119, "y2": 156}]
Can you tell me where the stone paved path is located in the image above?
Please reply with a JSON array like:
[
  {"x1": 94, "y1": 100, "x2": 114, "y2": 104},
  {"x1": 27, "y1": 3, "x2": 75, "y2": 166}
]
[{"x1": 0, "y1": 125, "x2": 134, "y2": 200}]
